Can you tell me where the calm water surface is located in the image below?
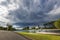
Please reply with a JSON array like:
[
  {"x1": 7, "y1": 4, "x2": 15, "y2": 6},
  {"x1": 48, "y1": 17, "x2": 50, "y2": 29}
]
[{"x1": 15, "y1": 29, "x2": 60, "y2": 33}]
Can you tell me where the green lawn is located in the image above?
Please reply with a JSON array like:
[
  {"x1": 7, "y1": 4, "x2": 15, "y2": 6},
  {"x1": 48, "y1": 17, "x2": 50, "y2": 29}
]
[{"x1": 18, "y1": 32, "x2": 60, "y2": 40}]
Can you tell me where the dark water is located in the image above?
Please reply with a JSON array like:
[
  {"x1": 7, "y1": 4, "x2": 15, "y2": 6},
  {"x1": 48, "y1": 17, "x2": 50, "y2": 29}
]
[
  {"x1": 15, "y1": 30, "x2": 29, "y2": 32},
  {"x1": 41, "y1": 29, "x2": 60, "y2": 33},
  {"x1": 14, "y1": 30, "x2": 36, "y2": 33},
  {"x1": 15, "y1": 29, "x2": 60, "y2": 33}
]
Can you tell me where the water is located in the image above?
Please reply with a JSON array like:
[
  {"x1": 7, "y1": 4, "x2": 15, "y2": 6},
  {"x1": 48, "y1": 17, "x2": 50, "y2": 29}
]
[
  {"x1": 14, "y1": 29, "x2": 43, "y2": 33},
  {"x1": 41, "y1": 29, "x2": 60, "y2": 33},
  {"x1": 14, "y1": 29, "x2": 60, "y2": 33}
]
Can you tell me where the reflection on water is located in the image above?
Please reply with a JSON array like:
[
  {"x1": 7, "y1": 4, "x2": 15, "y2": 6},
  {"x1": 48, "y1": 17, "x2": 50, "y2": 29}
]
[
  {"x1": 15, "y1": 29, "x2": 60, "y2": 33},
  {"x1": 15, "y1": 29, "x2": 43, "y2": 33}
]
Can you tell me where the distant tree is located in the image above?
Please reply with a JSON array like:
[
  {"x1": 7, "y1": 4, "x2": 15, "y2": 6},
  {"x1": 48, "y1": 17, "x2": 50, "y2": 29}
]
[
  {"x1": 43, "y1": 21, "x2": 56, "y2": 29},
  {"x1": 0, "y1": 26, "x2": 3, "y2": 30},
  {"x1": 43, "y1": 23, "x2": 47, "y2": 29},
  {"x1": 54, "y1": 19, "x2": 60, "y2": 29},
  {"x1": 23, "y1": 26, "x2": 29, "y2": 30},
  {"x1": 32, "y1": 27, "x2": 35, "y2": 29},
  {"x1": 31, "y1": 26, "x2": 36, "y2": 33},
  {"x1": 26, "y1": 26, "x2": 29, "y2": 30},
  {"x1": 38, "y1": 25, "x2": 41, "y2": 29},
  {"x1": 38, "y1": 27, "x2": 41, "y2": 29},
  {"x1": 3, "y1": 27, "x2": 7, "y2": 30},
  {"x1": 7, "y1": 24, "x2": 13, "y2": 31},
  {"x1": 0, "y1": 26, "x2": 7, "y2": 30}
]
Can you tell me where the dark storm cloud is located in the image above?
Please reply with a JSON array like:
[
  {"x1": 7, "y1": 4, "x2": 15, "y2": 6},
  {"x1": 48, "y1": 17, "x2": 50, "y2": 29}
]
[
  {"x1": 8, "y1": 0, "x2": 60, "y2": 26},
  {"x1": 0, "y1": 0, "x2": 60, "y2": 27},
  {"x1": 10, "y1": 0, "x2": 55, "y2": 21}
]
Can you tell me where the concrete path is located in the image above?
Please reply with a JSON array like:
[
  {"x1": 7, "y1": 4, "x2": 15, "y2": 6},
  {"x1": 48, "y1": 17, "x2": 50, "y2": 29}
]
[{"x1": 0, "y1": 30, "x2": 29, "y2": 40}]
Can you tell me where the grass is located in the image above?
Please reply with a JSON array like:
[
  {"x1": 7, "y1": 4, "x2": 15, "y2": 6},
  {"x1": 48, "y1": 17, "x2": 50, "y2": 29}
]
[{"x1": 18, "y1": 32, "x2": 60, "y2": 40}]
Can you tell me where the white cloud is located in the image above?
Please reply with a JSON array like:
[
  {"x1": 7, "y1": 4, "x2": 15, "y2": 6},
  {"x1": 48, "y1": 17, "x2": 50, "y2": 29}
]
[
  {"x1": 0, "y1": 5, "x2": 8, "y2": 17},
  {"x1": 48, "y1": 5, "x2": 60, "y2": 16},
  {"x1": 0, "y1": 0, "x2": 7, "y2": 3},
  {"x1": 8, "y1": 2, "x2": 19, "y2": 11},
  {"x1": 0, "y1": 5, "x2": 9, "y2": 26},
  {"x1": 0, "y1": 0, "x2": 20, "y2": 26}
]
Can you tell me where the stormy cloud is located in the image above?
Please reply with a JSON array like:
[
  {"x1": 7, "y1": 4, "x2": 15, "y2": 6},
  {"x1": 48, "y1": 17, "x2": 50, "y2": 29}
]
[{"x1": 0, "y1": 0, "x2": 60, "y2": 27}]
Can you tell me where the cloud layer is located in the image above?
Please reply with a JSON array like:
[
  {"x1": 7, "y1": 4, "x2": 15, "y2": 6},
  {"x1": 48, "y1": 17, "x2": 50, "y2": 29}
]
[{"x1": 0, "y1": 0, "x2": 60, "y2": 27}]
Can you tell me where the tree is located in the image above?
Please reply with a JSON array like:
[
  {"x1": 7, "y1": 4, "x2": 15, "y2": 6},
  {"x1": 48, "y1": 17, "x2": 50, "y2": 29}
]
[
  {"x1": 38, "y1": 27, "x2": 41, "y2": 29},
  {"x1": 54, "y1": 19, "x2": 60, "y2": 29},
  {"x1": 23, "y1": 26, "x2": 29, "y2": 30},
  {"x1": 44, "y1": 21, "x2": 56, "y2": 29},
  {"x1": 7, "y1": 24, "x2": 13, "y2": 31},
  {"x1": 38, "y1": 25, "x2": 41, "y2": 29},
  {"x1": 26, "y1": 26, "x2": 29, "y2": 30},
  {"x1": 32, "y1": 27, "x2": 35, "y2": 29},
  {"x1": 0, "y1": 26, "x2": 3, "y2": 30}
]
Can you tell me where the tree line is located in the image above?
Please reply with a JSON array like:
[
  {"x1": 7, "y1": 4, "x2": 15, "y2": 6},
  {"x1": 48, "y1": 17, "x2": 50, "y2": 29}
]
[
  {"x1": 23, "y1": 26, "x2": 41, "y2": 30},
  {"x1": 44, "y1": 19, "x2": 60, "y2": 29},
  {"x1": 0, "y1": 24, "x2": 16, "y2": 31},
  {"x1": 23, "y1": 19, "x2": 60, "y2": 30}
]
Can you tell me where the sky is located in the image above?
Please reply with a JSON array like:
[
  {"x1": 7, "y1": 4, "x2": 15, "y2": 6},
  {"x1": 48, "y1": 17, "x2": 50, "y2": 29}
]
[{"x1": 0, "y1": 0, "x2": 60, "y2": 27}]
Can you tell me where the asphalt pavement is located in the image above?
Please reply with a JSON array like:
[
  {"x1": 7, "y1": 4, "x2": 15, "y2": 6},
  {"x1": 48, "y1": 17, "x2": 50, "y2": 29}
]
[{"x1": 0, "y1": 30, "x2": 29, "y2": 40}]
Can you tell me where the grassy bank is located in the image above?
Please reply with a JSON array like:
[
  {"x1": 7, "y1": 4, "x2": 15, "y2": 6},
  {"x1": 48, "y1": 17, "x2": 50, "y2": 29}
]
[{"x1": 18, "y1": 32, "x2": 60, "y2": 40}]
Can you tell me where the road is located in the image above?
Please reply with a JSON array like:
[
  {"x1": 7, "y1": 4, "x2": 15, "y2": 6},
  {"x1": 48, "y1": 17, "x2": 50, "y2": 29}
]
[{"x1": 0, "y1": 30, "x2": 29, "y2": 40}]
